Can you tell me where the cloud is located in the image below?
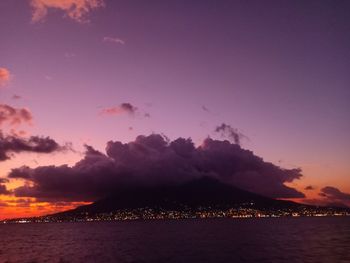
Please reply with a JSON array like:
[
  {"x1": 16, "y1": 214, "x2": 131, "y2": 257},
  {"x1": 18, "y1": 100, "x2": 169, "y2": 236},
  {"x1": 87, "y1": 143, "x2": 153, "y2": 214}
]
[
  {"x1": 305, "y1": 185, "x2": 315, "y2": 191},
  {"x1": 12, "y1": 95, "x2": 22, "y2": 100},
  {"x1": 64, "y1": 52, "x2": 76, "y2": 58},
  {"x1": 103, "y1": 37, "x2": 125, "y2": 45},
  {"x1": 319, "y1": 186, "x2": 350, "y2": 207},
  {"x1": 14, "y1": 198, "x2": 32, "y2": 207},
  {"x1": 0, "y1": 178, "x2": 9, "y2": 184},
  {"x1": 100, "y1": 103, "x2": 138, "y2": 116},
  {"x1": 0, "y1": 202, "x2": 9, "y2": 207},
  {"x1": 0, "y1": 68, "x2": 11, "y2": 87},
  {"x1": 215, "y1": 123, "x2": 246, "y2": 145},
  {"x1": 0, "y1": 104, "x2": 33, "y2": 127},
  {"x1": 30, "y1": 0, "x2": 105, "y2": 23},
  {"x1": 202, "y1": 105, "x2": 210, "y2": 113},
  {"x1": 100, "y1": 103, "x2": 150, "y2": 118},
  {"x1": 0, "y1": 133, "x2": 67, "y2": 161},
  {"x1": 0, "y1": 185, "x2": 9, "y2": 195},
  {"x1": 8, "y1": 134, "x2": 305, "y2": 202},
  {"x1": 0, "y1": 179, "x2": 10, "y2": 195}
]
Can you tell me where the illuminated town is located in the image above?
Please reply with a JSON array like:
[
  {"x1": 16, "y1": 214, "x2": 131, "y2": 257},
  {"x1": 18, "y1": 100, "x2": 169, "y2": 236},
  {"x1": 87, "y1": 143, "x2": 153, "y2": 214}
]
[{"x1": 3, "y1": 204, "x2": 349, "y2": 224}]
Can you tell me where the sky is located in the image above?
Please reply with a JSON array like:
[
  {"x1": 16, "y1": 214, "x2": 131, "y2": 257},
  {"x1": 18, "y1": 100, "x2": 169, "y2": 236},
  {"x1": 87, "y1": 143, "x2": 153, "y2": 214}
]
[{"x1": 0, "y1": 0, "x2": 350, "y2": 219}]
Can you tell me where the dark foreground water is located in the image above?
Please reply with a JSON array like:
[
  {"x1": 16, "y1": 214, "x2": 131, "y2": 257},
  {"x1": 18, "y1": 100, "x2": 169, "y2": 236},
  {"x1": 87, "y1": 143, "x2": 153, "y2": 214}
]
[{"x1": 0, "y1": 217, "x2": 349, "y2": 263}]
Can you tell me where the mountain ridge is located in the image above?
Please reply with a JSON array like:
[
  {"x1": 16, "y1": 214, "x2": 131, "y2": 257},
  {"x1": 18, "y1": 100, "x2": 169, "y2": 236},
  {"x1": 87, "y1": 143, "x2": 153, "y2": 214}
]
[{"x1": 52, "y1": 176, "x2": 305, "y2": 217}]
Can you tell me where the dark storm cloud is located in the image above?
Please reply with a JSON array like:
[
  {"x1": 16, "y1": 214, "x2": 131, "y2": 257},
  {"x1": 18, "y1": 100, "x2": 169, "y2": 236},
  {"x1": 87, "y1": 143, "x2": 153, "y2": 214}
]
[
  {"x1": 320, "y1": 186, "x2": 350, "y2": 203},
  {"x1": 9, "y1": 134, "x2": 304, "y2": 202},
  {"x1": 0, "y1": 133, "x2": 66, "y2": 161},
  {"x1": 215, "y1": 123, "x2": 246, "y2": 145}
]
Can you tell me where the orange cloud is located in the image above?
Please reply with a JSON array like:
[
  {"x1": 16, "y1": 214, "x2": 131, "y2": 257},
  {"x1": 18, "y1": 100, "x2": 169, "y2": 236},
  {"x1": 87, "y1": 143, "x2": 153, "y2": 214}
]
[
  {"x1": 30, "y1": 0, "x2": 105, "y2": 23},
  {"x1": 0, "y1": 104, "x2": 33, "y2": 127},
  {"x1": 0, "y1": 68, "x2": 11, "y2": 87}
]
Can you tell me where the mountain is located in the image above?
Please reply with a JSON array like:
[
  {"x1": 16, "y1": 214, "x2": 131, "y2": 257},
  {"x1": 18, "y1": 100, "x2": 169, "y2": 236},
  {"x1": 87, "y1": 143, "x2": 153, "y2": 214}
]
[{"x1": 52, "y1": 177, "x2": 303, "y2": 218}]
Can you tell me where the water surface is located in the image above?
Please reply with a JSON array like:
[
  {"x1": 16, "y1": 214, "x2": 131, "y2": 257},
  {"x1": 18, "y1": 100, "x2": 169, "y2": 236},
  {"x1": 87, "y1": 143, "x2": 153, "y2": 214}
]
[{"x1": 0, "y1": 217, "x2": 349, "y2": 263}]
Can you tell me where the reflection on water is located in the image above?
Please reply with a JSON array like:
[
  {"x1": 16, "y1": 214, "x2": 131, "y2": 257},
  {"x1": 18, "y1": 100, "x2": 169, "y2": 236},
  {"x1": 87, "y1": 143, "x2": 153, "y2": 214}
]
[{"x1": 0, "y1": 217, "x2": 349, "y2": 263}]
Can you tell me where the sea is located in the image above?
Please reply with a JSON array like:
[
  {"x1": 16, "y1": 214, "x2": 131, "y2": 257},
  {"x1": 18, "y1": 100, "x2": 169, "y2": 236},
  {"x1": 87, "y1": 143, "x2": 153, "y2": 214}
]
[{"x1": 0, "y1": 217, "x2": 349, "y2": 263}]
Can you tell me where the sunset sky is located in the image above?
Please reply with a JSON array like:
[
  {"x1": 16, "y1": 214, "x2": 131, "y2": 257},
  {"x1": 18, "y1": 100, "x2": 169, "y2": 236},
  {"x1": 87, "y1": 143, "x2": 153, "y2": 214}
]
[{"x1": 1, "y1": 0, "x2": 349, "y2": 219}]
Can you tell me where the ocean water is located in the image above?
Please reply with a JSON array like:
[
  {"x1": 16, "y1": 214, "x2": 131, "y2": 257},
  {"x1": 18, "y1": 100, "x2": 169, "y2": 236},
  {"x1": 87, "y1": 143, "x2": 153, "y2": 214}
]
[{"x1": 0, "y1": 217, "x2": 349, "y2": 263}]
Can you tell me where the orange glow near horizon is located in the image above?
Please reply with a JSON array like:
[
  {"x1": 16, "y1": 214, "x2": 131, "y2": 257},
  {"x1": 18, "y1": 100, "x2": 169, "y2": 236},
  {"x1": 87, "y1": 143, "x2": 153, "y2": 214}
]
[{"x1": 0, "y1": 196, "x2": 90, "y2": 220}]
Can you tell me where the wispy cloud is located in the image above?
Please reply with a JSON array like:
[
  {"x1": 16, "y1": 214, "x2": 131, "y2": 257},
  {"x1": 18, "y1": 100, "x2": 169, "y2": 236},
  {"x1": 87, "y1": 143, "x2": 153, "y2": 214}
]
[
  {"x1": 103, "y1": 37, "x2": 125, "y2": 45},
  {"x1": 64, "y1": 52, "x2": 76, "y2": 58},
  {"x1": 0, "y1": 68, "x2": 11, "y2": 87},
  {"x1": 319, "y1": 186, "x2": 350, "y2": 207},
  {"x1": 215, "y1": 123, "x2": 246, "y2": 146},
  {"x1": 202, "y1": 105, "x2": 210, "y2": 113},
  {"x1": 100, "y1": 103, "x2": 151, "y2": 119},
  {"x1": 0, "y1": 134, "x2": 67, "y2": 162},
  {"x1": 0, "y1": 104, "x2": 33, "y2": 127},
  {"x1": 12, "y1": 95, "x2": 22, "y2": 100},
  {"x1": 30, "y1": 0, "x2": 105, "y2": 23},
  {"x1": 304, "y1": 185, "x2": 315, "y2": 191},
  {"x1": 100, "y1": 103, "x2": 137, "y2": 116}
]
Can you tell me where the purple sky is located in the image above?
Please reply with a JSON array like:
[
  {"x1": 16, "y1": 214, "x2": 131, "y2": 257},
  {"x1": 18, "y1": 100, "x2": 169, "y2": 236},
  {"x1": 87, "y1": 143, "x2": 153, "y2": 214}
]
[{"x1": 0, "y1": 0, "x2": 350, "y2": 217}]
